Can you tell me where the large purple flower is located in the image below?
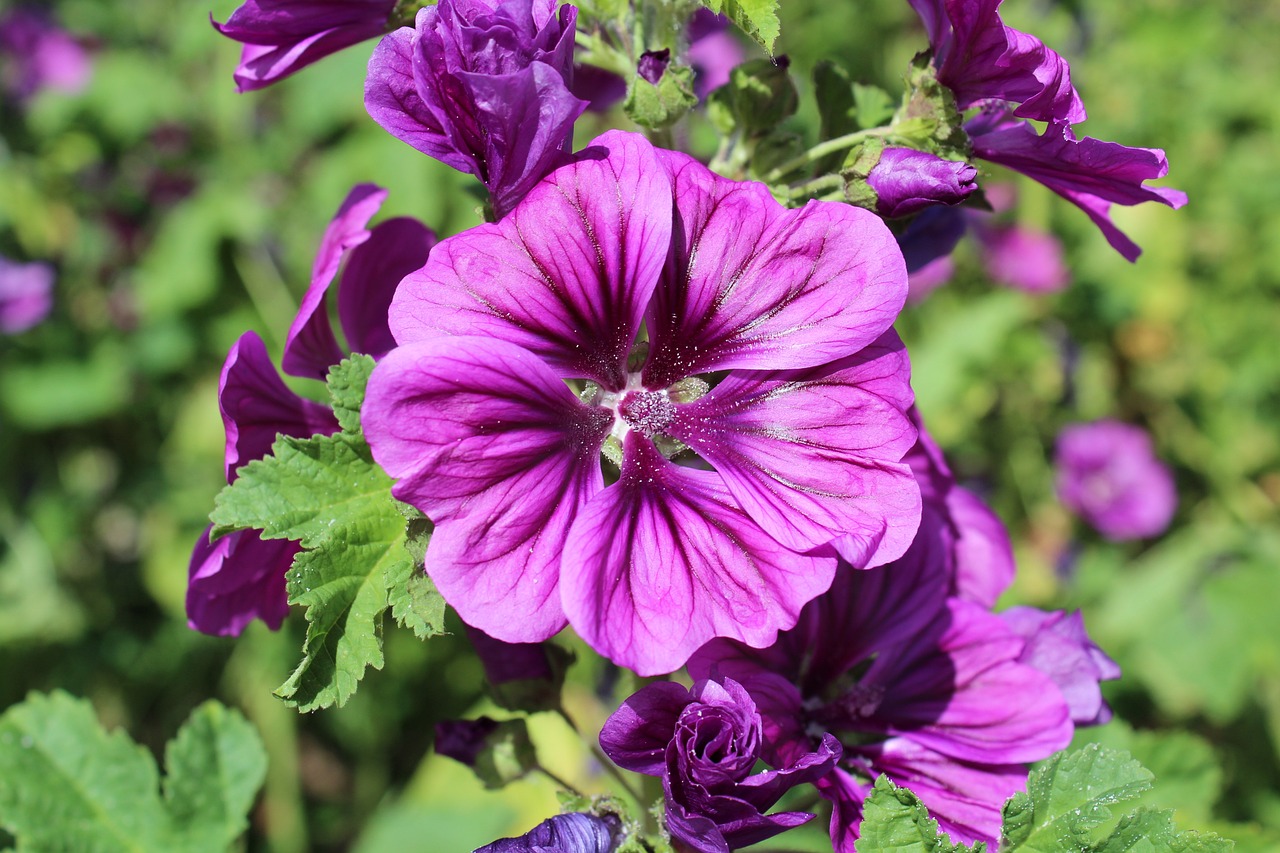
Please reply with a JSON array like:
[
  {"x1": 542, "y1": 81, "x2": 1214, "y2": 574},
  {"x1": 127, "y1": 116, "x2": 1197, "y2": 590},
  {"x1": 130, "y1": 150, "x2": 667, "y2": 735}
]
[
  {"x1": 1055, "y1": 419, "x2": 1177, "y2": 540},
  {"x1": 600, "y1": 678, "x2": 840, "y2": 852},
  {"x1": 907, "y1": 0, "x2": 1083, "y2": 123},
  {"x1": 363, "y1": 130, "x2": 919, "y2": 675},
  {"x1": 968, "y1": 107, "x2": 1187, "y2": 261},
  {"x1": 365, "y1": 0, "x2": 586, "y2": 218},
  {"x1": 213, "y1": 0, "x2": 396, "y2": 92}
]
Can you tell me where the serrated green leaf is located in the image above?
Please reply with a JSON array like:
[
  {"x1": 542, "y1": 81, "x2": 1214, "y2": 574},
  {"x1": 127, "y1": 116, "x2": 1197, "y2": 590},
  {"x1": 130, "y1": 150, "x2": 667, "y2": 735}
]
[
  {"x1": 385, "y1": 556, "x2": 448, "y2": 640},
  {"x1": 855, "y1": 775, "x2": 983, "y2": 853},
  {"x1": 1090, "y1": 808, "x2": 1232, "y2": 853},
  {"x1": 1002, "y1": 745, "x2": 1154, "y2": 852},
  {"x1": 700, "y1": 0, "x2": 780, "y2": 53},
  {"x1": 327, "y1": 354, "x2": 376, "y2": 434},
  {"x1": 0, "y1": 692, "x2": 266, "y2": 853}
]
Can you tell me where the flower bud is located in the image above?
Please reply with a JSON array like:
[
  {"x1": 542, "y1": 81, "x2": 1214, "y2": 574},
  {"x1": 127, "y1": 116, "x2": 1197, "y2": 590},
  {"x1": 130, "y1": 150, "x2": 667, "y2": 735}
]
[{"x1": 866, "y1": 147, "x2": 978, "y2": 218}]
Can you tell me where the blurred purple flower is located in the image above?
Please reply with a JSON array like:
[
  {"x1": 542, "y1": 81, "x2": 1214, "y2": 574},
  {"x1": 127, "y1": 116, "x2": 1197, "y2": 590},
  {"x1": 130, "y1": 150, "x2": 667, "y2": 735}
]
[
  {"x1": 974, "y1": 221, "x2": 1069, "y2": 292},
  {"x1": 213, "y1": 0, "x2": 396, "y2": 92},
  {"x1": 968, "y1": 107, "x2": 1187, "y2": 261},
  {"x1": 0, "y1": 7, "x2": 90, "y2": 101},
  {"x1": 867, "y1": 148, "x2": 977, "y2": 219},
  {"x1": 600, "y1": 678, "x2": 840, "y2": 852},
  {"x1": 363, "y1": 130, "x2": 919, "y2": 675},
  {"x1": 475, "y1": 813, "x2": 623, "y2": 853},
  {"x1": 687, "y1": 10, "x2": 744, "y2": 98},
  {"x1": 906, "y1": 0, "x2": 1084, "y2": 123},
  {"x1": 0, "y1": 257, "x2": 54, "y2": 333},
  {"x1": 1055, "y1": 419, "x2": 1177, "y2": 540},
  {"x1": 282, "y1": 183, "x2": 437, "y2": 381},
  {"x1": 1001, "y1": 607, "x2": 1120, "y2": 726},
  {"x1": 571, "y1": 62, "x2": 627, "y2": 112},
  {"x1": 186, "y1": 331, "x2": 339, "y2": 635},
  {"x1": 364, "y1": 0, "x2": 586, "y2": 218}
]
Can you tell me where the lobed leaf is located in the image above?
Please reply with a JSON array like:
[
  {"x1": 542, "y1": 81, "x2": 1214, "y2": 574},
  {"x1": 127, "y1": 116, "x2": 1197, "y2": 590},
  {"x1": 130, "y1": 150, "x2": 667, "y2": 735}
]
[
  {"x1": 855, "y1": 775, "x2": 983, "y2": 853},
  {"x1": 700, "y1": 0, "x2": 780, "y2": 53}
]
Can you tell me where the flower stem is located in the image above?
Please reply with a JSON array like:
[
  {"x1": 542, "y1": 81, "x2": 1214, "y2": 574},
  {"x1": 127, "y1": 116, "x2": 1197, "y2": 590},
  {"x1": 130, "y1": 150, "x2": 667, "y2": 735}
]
[{"x1": 764, "y1": 126, "x2": 893, "y2": 183}]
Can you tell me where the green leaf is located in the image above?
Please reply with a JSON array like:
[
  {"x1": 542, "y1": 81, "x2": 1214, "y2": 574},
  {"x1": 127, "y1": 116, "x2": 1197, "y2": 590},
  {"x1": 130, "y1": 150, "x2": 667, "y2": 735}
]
[
  {"x1": 0, "y1": 691, "x2": 266, "y2": 853},
  {"x1": 624, "y1": 63, "x2": 699, "y2": 130},
  {"x1": 855, "y1": 775, "x2": 984, "y2": 853},
  {"x1": 327, "y1": 354, "x2": 376, "y2": 434},
  {"x1": 1093, "y1": 809, "x2": 1232, "y2": 853},
  {"x1": 385, "y1": 553, "x2": 448, "y2": 641},
  {"x1": 700, "y1": 0, "x2": 780, "y2": 53}
]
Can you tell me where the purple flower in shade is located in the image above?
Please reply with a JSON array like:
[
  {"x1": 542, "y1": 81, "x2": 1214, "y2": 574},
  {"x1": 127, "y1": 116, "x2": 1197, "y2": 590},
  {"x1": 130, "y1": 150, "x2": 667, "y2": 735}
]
[
  {"x1": 686, "y1": 10, "x2": 745, "y2": 99},
  {"x1": 465, "y1": 623, "x2": 558, "y2": 686},
  {"x1": 867, "y1": 148, "x2": 977, "y2": 219},
  {"x1": 906, "y1": 0, "x2": 1084, "y2": 123},
  {"x1": 689, "y1": 562, "x2": 1075, "y2": 849},
  {"x1": 0, "y1": 8, "x2": 90, "y2": 101},
  {"x1": 1055, "y1": 419, "x2": 1177, "y2": 540},
  {"x1": 186, "y1": 331, "x2": 340, "y2": 635},
  {"x1": 435, "y1": 716, "x2": 502, "y2": 767},
  {"x1": 968, "y1": 107, "x2": 1187, "y2": 261},
  {"x1": 212, "y1": 0, "x2": 396, "y2": 92},
  {"x1": 282, "y1": 183, "x2": 438, "y2": 381},
  {"x1": 364, "y1": 0, "x2": 587, "y2": 218},
  {"x1": 362, "y1": 129, "x2": 920, "y2": 675},
  {"x1": 1001, "y1": 607, "x2": 1120, "y2": 726},
  {"x1": 0, "y1": 257, "x2": 54, "y2": 333},
  {"x1": 571, "y1": 62, "x2": 627, "y2": 112},
  {"x1": 601, "y1": 678, "x2": 841, "y2": 852},
  {"x1": 475, "y1": 812, "x2": 624, "y2": 853}
]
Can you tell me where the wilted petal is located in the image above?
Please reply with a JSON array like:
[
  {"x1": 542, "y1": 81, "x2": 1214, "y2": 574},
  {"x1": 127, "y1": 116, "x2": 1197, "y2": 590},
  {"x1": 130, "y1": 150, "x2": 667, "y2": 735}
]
[
  {"x1": 338, "y1": 216, "x2": 437, "y2": 360},
  {"x1": 219, "y1": 331, "x2": 339, "y2": 480},
  {"x1": 644, "y1": 151, "x2": 908, "y2": 385},
  {"x1": 669, "y1": 331, "x2": 919, "y2": 566},
  {"x1": 867, "y1": 148, "x2": 977, "y2": 219},
  {"x1": 390, "y1": 130, "x2": 672, "y2": 390},
  {"x1": 562, "y1": 435, "x2": 837, "y2": 676},
  {"x1": 363, "y1": 337, "x2": 610, "y2": 642},
  {"x1": 186, "y1": 527, "x2": 294, "y2": 636},
  {"x1": 283, "y1": 184, "x2": 385, "y2": 380}
]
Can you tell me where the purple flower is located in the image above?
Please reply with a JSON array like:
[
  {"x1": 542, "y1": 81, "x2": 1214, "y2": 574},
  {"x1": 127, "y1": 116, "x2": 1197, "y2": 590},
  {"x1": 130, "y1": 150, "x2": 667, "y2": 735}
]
[
  {"x1": 1055, "y1": 419, "x2": 1177, "y2": 540},
  {"x1": 600, "y1": 678, "x2": 840, "y2": 852},
  {"x1": 0, "y1": 257, "x2": 54, "y2": 333},
  {"x1": 1001, "y1": 607, "x2": 1120, "y2": 726},
  {"x1": 968, "y1": 108, "x2": 1187, "y2": 261},
  {"x1": 282, "y1": 183, "x2": 438, "y2": 380},
  {"x1": 435, "y1": 717, "x2": 502, "y2": 767},
  {"x1": 974, "y1": 222, "x2": 1069, "y2": 292},
  {"x1": 687, "y1": 10, "x2": 745, "y2": 98},
  {"x1": 475, "y1": 812, "x2": 623, "y2": 853},
  {"x1": 365, "y1": 0, "x2": 587, "y2": 218},
  {"x1": 186, "y1": 331, "x2": 339, "y2": 635},
  {"x1": 689, "y1": 560, "x2": 1074, "y2": 849},
  {"x1": 362, "y1": 130, "x2": 919, "y2": 675},
  {"x1": 637, "y1": 49, "x2": 671, "y2": 85},
  {"x1": 0, "y1": 8, "x2": 90, "y2": 101},
  {"x1": 906, "y1": 0, "x2": 1084, "y2": 123},
  {"x1": 212, "y1": 0, "x2": 396, "y2": 92},
  {"x1": 571, "y1": 62, "x2": 627, "y2": 112},
  {"x1": 867, "y1": 148, "x2": 977, "y2": 219}
]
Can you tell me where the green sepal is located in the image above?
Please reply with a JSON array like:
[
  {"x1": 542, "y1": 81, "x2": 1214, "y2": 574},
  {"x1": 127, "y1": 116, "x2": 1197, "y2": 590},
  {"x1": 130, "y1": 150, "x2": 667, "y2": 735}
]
[
  {"x1": 470, "y1": 718, "x2": 539, "y2": 790},
  {"x1": 891, "y1": 52, "x2": 970, "y2": 158},
  {"x1": 840, "y1": 137, "x2": 887, "y2": 212},
  {"x1": 624, "y1": 63, "x2": 699, "y2": 130}
]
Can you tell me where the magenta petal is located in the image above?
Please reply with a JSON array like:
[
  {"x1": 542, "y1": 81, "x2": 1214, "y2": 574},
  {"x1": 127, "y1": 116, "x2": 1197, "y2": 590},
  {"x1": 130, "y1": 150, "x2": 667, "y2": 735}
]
[
  {"x1": 186, "y1": 526, "x2": 294, "y2": 636},
  {"x1": 283, "y1": 184, "x2": 386, "y2": 380},
  {"x1": 338, "y1": 216, "x2": 437, "y2": 360},
  {"x1": 363, "y1": 337, "x2": 611, "y2": 642},
  {"x1": 364, "y1": 27, "x2": 475, "y2": 172},
  {"x1": 219, "y1": 331, "x2": 339, "y2": 480},
  {"x1": 1002, "y1": 607, "x2": 1120, "y2": 726},
  {"x1": 562, "y1": 435, "x2": 838, "y2": 676},
  {"x1": 644, "y1": 151, "x2": 908, "y2": 386},
  {"x1": 390, "y1": 130, "x2": 672, "y2": 390},
  {"x1": 670, "y1": 331, "x2": 920, "y2": 566},
  {"x1": 946, "y1": 486, "x2": 1015, "y2": 608}
]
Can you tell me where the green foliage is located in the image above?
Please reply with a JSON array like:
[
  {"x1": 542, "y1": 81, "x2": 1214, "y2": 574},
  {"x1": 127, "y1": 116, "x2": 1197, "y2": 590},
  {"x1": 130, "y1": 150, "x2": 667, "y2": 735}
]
[
  {"x1": 467, "y1": 719, "x2": 539, "y2": 791},
  {"x1": 855, "y1": 775, "x2": 983, "y2": 852},
  {"x1": 625, "y1": 64, "x2": 699, "y2": 130},
  {"x1": 700, "y1": 0, "x2": 780, "y2": 53},
  {"x1": 210, "y1": 357, "x2": 445, "y2": 711},
  {"x1": 0, "y1": 691, "x2": 265, "y2": 853},
  {"x1": 706, "y1": 59, "x2": 799, "y2": 137}
]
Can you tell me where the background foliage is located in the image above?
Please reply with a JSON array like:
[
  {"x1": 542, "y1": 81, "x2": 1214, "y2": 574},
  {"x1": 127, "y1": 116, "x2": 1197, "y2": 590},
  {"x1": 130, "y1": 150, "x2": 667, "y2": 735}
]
[{"x1": 1, "y1": 0, "x2": 1277, "y2": 850}]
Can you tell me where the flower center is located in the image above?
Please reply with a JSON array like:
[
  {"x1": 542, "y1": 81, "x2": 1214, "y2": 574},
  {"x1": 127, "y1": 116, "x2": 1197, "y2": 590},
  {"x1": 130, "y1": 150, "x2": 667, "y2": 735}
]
[{"x1": 617, "y1": 390, "x2": 677, "y2": 438}]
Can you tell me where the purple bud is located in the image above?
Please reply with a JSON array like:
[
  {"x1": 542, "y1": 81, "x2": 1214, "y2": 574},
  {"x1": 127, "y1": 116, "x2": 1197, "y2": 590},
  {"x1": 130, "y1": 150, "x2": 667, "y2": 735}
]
[
  {"x1": 435, "y1": 717, "x2": 501, "y2": 767},
  {"x1": 868, "y1": 148, "x2": 978, "y2": 219},
  {"x1": 638, "y1": 49, "x2": 670, "y2": 85},
  {"x1": 0, "y1": 257, "x2": 53, "y2": 333},
  {"x1": 1055, "y1": 420, "x2": 1177, "y2": 540},
  {"x1": 476, "y1": 812, "x2": 623, "y2": 853}
]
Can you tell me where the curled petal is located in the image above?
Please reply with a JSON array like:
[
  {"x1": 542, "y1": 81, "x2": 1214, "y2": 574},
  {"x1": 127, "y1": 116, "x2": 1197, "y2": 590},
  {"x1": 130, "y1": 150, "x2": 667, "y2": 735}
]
[
  {"x1": 338, "y1": 216, "x2": 438, "y2": 360},
  {"x1": 363, "y1": 337, "x2": 610, "y2": 642},
  {"x1": 186, "y1": 526, "x2": 294, "y2": 636},
  {"x1": 599, "y1": 681, "x2": 693, "y2": 775},
  {"x1": 644, "y1": 151, "x2": 908, "y2": 386},
  {"x1": 562, "y1": 435, "x2": 837, "y2": 676},
  {"x1": 390, "y1": 130, "x2": 672, "y2": 390},
  {"x1": 669, "y1": 331, "x2": 920, "y2": 565},
  {"x1": 476, "y1": 812, "x2": 624, "y2": 853},
  {"x1": 219, "y1": 331, "x2": 339, "y2": 480}
]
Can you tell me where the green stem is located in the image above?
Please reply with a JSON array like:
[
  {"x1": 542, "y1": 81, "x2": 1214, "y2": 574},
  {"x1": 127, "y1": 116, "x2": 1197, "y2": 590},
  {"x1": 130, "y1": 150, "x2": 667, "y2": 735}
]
[
  {"x1": 785, "y1": 173, "x2": 845, "y2": 199},
  {"x1": 764, "y1": 126, "x2": 893, "y2": 183},
  {"x1": 557, "y1": 707, "x2": 645, "y2": 803},
  {"x1": 538, "y1": 765, "x2": 587, "y2": 798}
]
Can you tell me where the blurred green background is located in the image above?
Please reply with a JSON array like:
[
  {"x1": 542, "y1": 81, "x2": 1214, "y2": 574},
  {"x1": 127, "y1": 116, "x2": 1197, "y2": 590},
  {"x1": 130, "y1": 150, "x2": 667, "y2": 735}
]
[{"x1": 1, "y1": 0, "x2": 1277, "y2": 850}]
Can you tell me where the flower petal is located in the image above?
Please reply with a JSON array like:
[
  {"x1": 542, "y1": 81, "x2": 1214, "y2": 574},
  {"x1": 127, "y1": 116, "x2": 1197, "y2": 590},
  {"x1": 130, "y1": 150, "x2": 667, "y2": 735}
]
[
  {"x1": 643, "y1": 151, "x2": 908, "y2": 386},
  {"x1": 599, "y1": 681, "x2": 693, "y2": 775},
  {"x1": 562, "y1": 434, "x2": 837, "y2": 676},
  {"x1": 389, "y1": 130, "x2": 672, "y2": 390},
  {"x1": 669, "y1": 331, "x2": 920, "y2": 565},
  {"x1": 337, "y1": 216, "x2": 437, "y2": 361},
  {"x1": 282, "y1": 184, "x2": 385, "y2": 380},
  {"x1": 363, "y1": 337, "x2": 610, "y2": 642},
  {"x1": 186, "y1": 526, "x2": 294, "y2": 636}
]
